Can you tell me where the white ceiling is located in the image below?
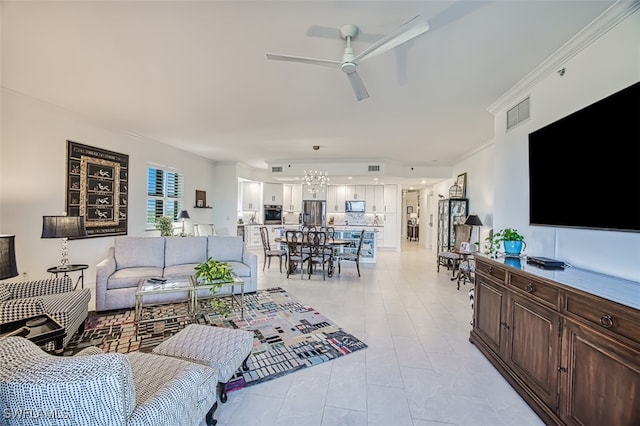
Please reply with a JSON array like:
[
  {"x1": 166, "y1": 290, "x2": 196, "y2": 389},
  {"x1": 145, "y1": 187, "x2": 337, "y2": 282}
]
[{"x1": 1, "y1": 1, "x2": 616, "y2": 187}]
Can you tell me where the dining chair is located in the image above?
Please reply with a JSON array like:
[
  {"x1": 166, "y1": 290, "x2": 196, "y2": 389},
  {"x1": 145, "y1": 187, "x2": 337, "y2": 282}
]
[
  {"x1": 306, "y1": 230, "x2": 331, "y2": 280},
  {"x1": 194, "y1": 223, "x2": 216, "y2": 236},
  {"x1": 284, "y1": 230, "x2": 308, "y2": 279},
  {"x1": 337, "y1": 229, "x2": 365, "y2": 277},
  {"x1": 259, "y1": 226, "x2": 287, "y2": 272},
  {"x1": 437, "y1": 224, "x2": 472, "y2": 276}
]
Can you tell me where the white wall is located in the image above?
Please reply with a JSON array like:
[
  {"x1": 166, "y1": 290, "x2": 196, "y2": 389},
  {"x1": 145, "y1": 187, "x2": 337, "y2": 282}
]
[
  {"x1": 483, "y1": 8, "x2": 640, "y2": 281},
  {"x1": 0, "y1": 90, "x2": 218, "y2": 310}
]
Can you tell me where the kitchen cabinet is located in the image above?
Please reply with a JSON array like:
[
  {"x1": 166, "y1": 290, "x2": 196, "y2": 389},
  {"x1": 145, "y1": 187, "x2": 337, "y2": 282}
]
[
  {"x1": 382, "y1": 213, "x2": 398, "y2": 248},
  {"x1": 283, "y1": 184, "x2": 302, "y2": 212},
  {"x1": 327, "y1": 185, "x2": 346, "y2": 213},
  {"x1": 241, "y1": 181, "x2": 261, "y2": 211},
  {"x1": 471, "y1": 255, "x2": 640, "y2": 425},
  {"x1": 383, "y1": 184, "x2": 397, "y2": 213},
  {"x1": 344, "y1": 185, "x2": 366, "y2": 200},
  {"x1": 365, "y1": 186, "x2": 384, "y2": 213},
  {"x1": 263, "y1": 182, "x2": 283, "y2": 205},
  {"x1": 302, "y1": 186, "x2": 326, "y2": 200}
]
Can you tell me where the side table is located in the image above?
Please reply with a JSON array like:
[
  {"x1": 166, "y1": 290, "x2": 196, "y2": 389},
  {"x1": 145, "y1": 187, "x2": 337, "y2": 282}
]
[
  {"x1": 0, "y1": 314, "x2": 66, "y2": 353},
  {"x1": 47, "y1": 264, "x2": 89, "y2": 290}
]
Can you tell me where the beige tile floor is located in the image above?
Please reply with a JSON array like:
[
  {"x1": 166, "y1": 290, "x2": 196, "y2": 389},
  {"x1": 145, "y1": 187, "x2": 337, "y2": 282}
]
[{"x1": 214, "y1": 240, "x2": 544, "y2": 426}]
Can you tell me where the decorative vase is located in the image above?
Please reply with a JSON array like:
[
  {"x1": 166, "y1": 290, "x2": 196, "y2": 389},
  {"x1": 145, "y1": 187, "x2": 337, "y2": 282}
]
[{"x1": 503, "y1": 240, "x2": 525, "y2": 257}]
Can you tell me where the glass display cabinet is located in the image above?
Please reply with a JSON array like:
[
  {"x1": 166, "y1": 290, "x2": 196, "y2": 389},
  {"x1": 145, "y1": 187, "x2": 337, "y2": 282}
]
[{"x1": 437, "y1": 198, "x2": 469, "y2": 253}]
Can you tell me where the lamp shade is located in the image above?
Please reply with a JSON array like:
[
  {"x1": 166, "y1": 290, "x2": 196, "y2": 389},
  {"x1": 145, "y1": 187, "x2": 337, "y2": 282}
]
[
  {"x1": 177, "y1": 210, "x2": 190, "y2": 220},
  {"x1": 464, "y1": 214, "x2": 483, "y2": 226},
  {"x1": 0, "y1": 235, "x2": 19, "y2": 280},
  {"x1": 41, "y1": 216, "x2": 87, "y2": 239}
]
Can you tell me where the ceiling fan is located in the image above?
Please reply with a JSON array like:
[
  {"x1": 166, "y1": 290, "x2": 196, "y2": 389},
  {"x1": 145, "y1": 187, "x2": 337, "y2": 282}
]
[{"x1": 266, "y1": 15, "x2": 429, "y2": 101}]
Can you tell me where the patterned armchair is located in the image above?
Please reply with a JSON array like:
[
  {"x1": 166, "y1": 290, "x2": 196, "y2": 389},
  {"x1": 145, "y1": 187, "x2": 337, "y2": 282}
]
[
  {"x1": 0, "y1": 336, "x2": 219, "y2": 426},
  {"x1": 0, "y1": 276, "x2": 90, "y2": 350}
]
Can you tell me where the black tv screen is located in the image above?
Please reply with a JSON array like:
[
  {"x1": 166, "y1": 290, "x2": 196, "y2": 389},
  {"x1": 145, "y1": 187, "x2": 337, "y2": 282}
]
[{"x1": 528, "y1": 81, "x2": 640, "y2": 233}]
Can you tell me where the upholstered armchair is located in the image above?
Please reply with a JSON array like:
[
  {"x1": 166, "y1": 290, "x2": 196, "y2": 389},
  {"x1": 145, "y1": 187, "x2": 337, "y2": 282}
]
[
  {"x1": 0, "y1": 337, "x2": 219, "y2": 426},
  {"x1": 0, "y1": 276, "x2": 90, "y2": 350}
]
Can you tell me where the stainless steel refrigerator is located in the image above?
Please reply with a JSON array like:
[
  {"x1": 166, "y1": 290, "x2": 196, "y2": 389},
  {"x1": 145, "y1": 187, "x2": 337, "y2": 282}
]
[{"x1": 302, "y1": 200, "x2": 326, "y2": 227}]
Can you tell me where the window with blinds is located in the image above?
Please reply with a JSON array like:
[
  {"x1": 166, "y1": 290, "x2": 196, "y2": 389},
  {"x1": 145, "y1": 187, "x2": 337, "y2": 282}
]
[{"x1": 147, "y1": 166, "x2": 183, "y2": 226}]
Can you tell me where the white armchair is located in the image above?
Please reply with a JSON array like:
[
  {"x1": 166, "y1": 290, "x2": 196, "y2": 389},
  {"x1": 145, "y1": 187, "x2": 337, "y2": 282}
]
[{"x1": 0, "y1": 337, "x2": 219, "y2": 426}]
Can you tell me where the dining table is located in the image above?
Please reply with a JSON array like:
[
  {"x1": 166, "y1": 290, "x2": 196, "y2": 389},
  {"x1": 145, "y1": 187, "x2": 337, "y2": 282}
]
[{"x1": 274, "y1": 237, "x2": 353, "y2": 277}]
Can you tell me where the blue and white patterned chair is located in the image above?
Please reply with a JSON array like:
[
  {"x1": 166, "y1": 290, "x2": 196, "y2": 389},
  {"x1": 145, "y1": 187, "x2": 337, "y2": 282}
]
[
  {"x1": 0, "y1": 336, "x2": 219, "y2": 426},
  {"x1": 0, "y1": 276, "x2": 90, "y2": 350}
]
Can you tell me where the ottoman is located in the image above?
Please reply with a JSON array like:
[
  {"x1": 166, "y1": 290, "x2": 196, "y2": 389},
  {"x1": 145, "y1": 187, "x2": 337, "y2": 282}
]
[{"x1": 152, "y1": 324, "x2": 254, "y2": 403}]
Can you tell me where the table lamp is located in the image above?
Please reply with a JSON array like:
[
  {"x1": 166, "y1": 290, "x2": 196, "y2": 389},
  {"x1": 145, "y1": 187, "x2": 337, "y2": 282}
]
[
  {"x1": 0, "y1": 235, "x2": 19, "y2": 280},
  {"x1": 177, "y1": 210, "x2": 190, "y2": 235},
  {"x1": 41, "y1": 215, "x2": 87, "y2": 269},
  {"x1": 464, "y1": 214, "x2": 483, "y2": 250}
]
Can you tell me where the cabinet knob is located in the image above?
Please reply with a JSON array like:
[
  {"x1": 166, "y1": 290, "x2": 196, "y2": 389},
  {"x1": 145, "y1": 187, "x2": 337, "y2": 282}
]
[
  {"x1": 599, "y1": 314, "x2": 614, "y2": 329},
  {"x1": 525, "y1": 283, "x2": 536, "y2": 293},
  {"x1": 487, "y1": 266, "x2": 493, "y2": 274}
]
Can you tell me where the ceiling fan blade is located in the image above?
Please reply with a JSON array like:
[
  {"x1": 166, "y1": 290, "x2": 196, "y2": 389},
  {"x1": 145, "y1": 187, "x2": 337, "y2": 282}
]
[
  {"x1": 352, "y1": 15, "x2": 429, "y2": 65},
  {"x1": 347, "y1": 71, "x2": 369, "y2": 101},
  {"x1": 266, "y1": 53, "x2": 341, "y2": 69}
]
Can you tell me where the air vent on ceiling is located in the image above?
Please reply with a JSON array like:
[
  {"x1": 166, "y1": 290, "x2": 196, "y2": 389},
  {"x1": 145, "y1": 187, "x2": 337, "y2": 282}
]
[
  {"x1": 368, "y1": 165, "x2": 381, "y2": 172},
  {"x1": 271, "y1": 166, "x2": 283, "y2": 173},
  {"x1": 507, "y1": 97, "x2": 530, "y2": 130}
]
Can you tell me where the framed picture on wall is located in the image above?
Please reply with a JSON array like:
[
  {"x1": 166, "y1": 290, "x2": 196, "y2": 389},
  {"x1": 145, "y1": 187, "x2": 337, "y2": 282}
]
[
  {"x1": 407, "y1": 206, "x2": 414, "y2": 214},
  {"x1": 456, "y1": 173, "x2": 467, "y2": 198}
]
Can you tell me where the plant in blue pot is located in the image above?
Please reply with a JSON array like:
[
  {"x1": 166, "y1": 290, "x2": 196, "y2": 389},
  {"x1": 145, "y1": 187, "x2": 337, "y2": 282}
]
[{"x1": 495, "y1": 228, "x2": 526, "y2": 257}]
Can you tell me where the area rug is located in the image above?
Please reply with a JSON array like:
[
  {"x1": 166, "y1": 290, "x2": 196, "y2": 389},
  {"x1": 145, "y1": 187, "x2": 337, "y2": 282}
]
[{"x1": 65, "y1": 287, "x2": 367, "y2": 392}]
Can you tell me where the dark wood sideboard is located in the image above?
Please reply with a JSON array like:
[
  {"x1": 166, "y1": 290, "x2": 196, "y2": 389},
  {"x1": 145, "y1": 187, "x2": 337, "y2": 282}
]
[{"x1": 469, "y1": 254, "x2": 640, "y2": 426}]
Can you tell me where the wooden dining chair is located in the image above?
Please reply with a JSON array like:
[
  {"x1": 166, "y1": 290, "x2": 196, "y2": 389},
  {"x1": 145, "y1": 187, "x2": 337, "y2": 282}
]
[
  {"x1": 259, "y1": 226, "x2": 287, "y2": 272},
  {"x1": 306, "y1": 230, "x2": 331, "y2": 280},
  {"x1": 284, "y1": 230, "x2": 308, "y2": 279},
  {"x1": 337, "y1": 229, "x2": 365, "y2": 277}
]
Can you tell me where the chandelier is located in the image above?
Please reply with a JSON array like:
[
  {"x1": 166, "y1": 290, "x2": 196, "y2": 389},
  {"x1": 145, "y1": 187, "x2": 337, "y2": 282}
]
[{"x1": 303, "y1": 170, "x2": 330, "y2": 194}]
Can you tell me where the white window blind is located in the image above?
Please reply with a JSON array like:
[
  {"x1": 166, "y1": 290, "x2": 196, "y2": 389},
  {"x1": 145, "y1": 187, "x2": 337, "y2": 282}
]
[{"x1": 146, "y1": 166, "x2": 183, "y2": 226}]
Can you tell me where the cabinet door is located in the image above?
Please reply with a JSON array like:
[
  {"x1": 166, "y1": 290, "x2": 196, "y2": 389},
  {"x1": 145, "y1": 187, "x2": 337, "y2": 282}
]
[
  {"x1": 327, "y1": 186, "x2": 341, "y2": 212},
  {"x1": 473, "y1": 275, "x2": 508, "y2": 356},
  {"x1": 366, "y1": 186, "x2": 384, "y2": 213},
  {"x1": 506, "y1": 293, "x2": 560, "y2": 411},
  {"x1": 242, "y1": 182, "x2": 261, "y2": 211},
  {"x1": 291, "y1": 184, "x2": 303, "y2": 207},
  {"x1": 382, "y1": 213, "x2": 397, "y2": 248},
  {"x1": 263, "y1": 183, "x2": 283, "y2": 205},
  {"x1": 559, "y1": 321, "x2": 640, "y2": 426},
  {"x1": 383, "y1": 184, "x2": 397, "y2": 213}
]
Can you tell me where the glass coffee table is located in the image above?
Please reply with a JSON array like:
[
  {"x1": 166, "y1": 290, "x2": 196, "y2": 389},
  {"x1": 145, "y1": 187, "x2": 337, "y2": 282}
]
[
  {"x1": 135, "y1": 276, "x2": 194, "y2": 326},
  {"x1": 189, "y1": 274, "x2": 245, "y2": 319}
]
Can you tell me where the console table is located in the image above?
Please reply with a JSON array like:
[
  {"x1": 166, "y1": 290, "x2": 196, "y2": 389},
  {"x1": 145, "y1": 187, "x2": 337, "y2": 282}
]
[{"x1": 470, "y1": 254, "x2": 639, "y2": 425}]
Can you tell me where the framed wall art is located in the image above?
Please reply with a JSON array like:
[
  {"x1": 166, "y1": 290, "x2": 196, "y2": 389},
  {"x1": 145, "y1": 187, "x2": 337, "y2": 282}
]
[
  {"x1": 66, "y1": 141, "x2": 129, "y2": 238},
  {"x1": 456, "y1": 173, "x2": 467, "y2": 198}
]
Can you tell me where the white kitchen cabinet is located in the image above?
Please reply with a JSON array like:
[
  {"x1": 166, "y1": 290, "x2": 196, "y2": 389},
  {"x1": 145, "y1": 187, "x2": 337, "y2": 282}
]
[
  {"x1": 383, "y1": 184, "x2": 398, "y2": 213},
  {"x1": 283, "y1": 184, "x2": 303, "y2": 212},
  {"x1": 302, "y1": 185, "x2": 327, "y2": 200},
  {"x1": 327, "y1": 185, "x2": 346, "y2": 213},
  {"x1": 366, "y1": 186, "x2": 384, "y2": 213},
  {"x1": 383, "y1": 213, "x2": 398, "y2": 248},
  {"x1": 345, "y1": 185, "x2": 366, "y2": 200},
  {"x1": 241, "y1": 181, "x2": 261, "y2": 211},
  {"x1": 263, "y1": 182, "x2": 283, "y2": 205}
]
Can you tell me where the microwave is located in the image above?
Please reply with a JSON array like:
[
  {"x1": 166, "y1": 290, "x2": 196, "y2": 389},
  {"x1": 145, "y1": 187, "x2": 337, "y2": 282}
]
[
  {"x1": 345, "y1": 200, "x2": 365, "y2": 212},
  {"x1": 264, "y1": 205, "x2": 283, "y2": 224}
]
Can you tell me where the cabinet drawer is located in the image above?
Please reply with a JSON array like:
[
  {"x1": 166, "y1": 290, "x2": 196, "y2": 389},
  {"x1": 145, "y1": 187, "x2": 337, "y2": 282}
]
[
  {"x1": 510, "y1": 274, "x2": 560, "y2": 309},
  {"x1": 565, "y1": 294, "x2": 640, "y2": 346},
  {"x1": 475, "y1": 259, "x2": 506, "y2": 284}
]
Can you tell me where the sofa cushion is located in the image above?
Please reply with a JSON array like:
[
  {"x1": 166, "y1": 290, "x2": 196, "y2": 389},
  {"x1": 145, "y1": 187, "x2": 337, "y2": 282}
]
[
  {"x1": 226, "y1": 261, "x2": 250, "y2": 279},
  {"x1": 108, "y1": 267, "x2": 164, "y2": 290},
  {"x1": 163, "y1": 264, "x2": 200, "y2": 278},
  {"x1": 207, "y1": 236, "x2": 244, "y2": 262},
  {"x1": 0, "y1": 286, "x2": 11, "y2": 302},
  {"x1": 115, "y1": 237, "x2": 165, "y2": 269},
  {"x1": 165, "y1": 237, "x2": 207, "y2": 267}
]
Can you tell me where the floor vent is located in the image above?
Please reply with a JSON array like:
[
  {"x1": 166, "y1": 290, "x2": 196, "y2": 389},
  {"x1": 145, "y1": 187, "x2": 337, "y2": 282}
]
[
  {"x1": 271, "y1": 166, "x2": 283, "y2": 173},
  {"x1": 507, "y1": 97, "x2": 530, "y2": 130},
  {"x1": 368, "y1": 165, "x2": 381, "y2": 172}
]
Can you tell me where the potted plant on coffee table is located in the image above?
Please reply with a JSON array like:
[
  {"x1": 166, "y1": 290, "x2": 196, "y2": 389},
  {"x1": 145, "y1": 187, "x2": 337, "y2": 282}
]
[
  {"x1": 485, "y1": 228, "x2": 526, "y2": 258},
  {"x1": 194, "y1": 257, "x2": 234, "y2": 316}
]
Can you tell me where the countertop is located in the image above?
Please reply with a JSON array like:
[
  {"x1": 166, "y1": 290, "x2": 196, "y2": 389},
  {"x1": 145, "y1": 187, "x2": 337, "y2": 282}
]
[{"x1": 476, "y1": 253, "x2": 640, "y2": 311}]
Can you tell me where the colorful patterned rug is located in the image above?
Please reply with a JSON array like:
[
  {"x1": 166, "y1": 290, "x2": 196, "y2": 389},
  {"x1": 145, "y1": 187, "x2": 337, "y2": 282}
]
[{"x1": 65, "y1": 287, "x2": 367, "y2": 392}]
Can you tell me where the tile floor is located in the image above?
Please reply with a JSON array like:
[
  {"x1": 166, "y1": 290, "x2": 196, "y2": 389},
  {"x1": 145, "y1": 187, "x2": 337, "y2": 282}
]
[{"x1": 214, "y1": 240, "x2": 544, "y2": 426}]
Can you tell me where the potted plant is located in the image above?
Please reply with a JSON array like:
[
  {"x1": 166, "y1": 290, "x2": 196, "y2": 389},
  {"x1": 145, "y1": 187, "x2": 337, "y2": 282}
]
[
  {"x1": 194, "y1": 257, "x2": 234, "y2": 316},
  {"x1": 485, "y1": 228, "x2": 526, "y2": 258},
  {"x1": 155, "y1": 216, "x2": 174, "y2": 237}
]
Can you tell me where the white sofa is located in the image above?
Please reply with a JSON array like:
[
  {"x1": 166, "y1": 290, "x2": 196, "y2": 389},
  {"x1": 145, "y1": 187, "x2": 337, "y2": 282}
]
[{"x1": 96, "y1": 236, "x2": 257, "y2": 312}]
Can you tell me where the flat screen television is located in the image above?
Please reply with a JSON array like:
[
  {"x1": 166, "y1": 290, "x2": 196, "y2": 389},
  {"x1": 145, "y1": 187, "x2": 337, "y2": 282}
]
[
  {"x1": 528, "y1": 80, "x2": 640, "y2": 233},
  {"x1": 345, "y1": 200, "x2": 366, "y2": 213}
]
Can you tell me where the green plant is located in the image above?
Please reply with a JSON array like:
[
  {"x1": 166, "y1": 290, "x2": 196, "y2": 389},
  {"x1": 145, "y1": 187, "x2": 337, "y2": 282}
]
[
  {"x1": 194, "y1": 258, "x2": 234, "y2": 316},
  {"x1": 155, "y1": 216, "x2": 174, "y2": 237},
  {"x1": 484, "y1": 228, "x2": 525, "y2": 257}
]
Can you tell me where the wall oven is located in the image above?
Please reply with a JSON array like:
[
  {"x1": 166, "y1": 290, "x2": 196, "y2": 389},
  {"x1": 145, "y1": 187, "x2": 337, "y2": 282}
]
[{"x1": 264, "y1": 205, "x2": 283, "y2": 224}]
